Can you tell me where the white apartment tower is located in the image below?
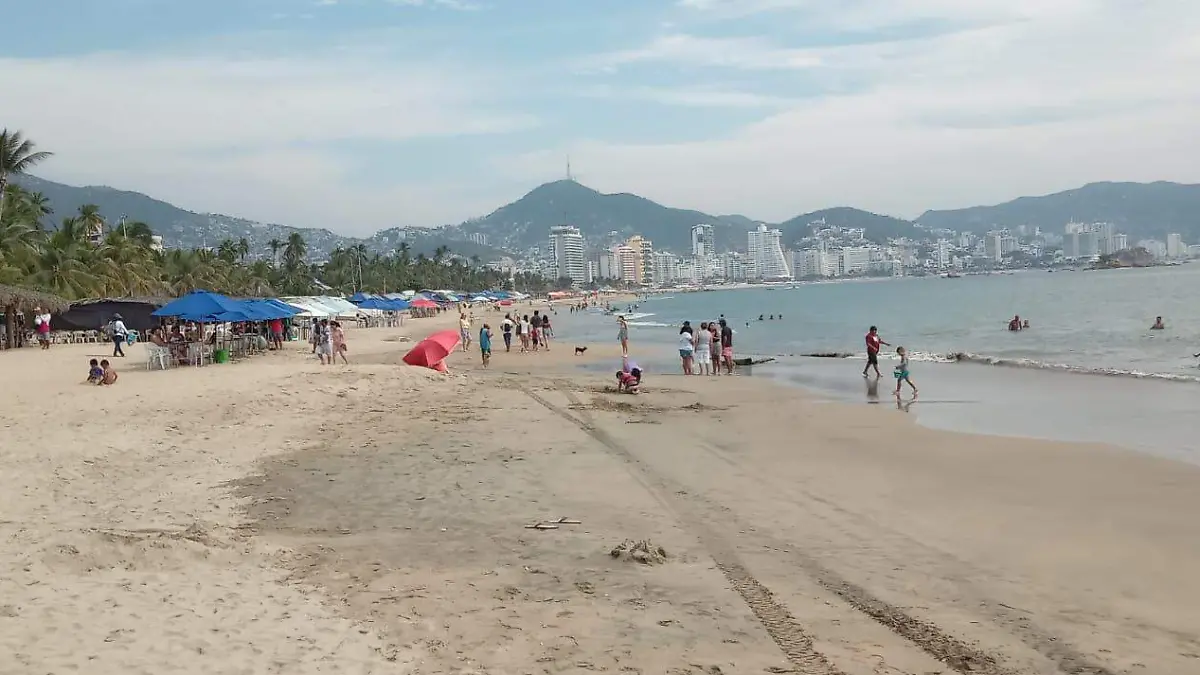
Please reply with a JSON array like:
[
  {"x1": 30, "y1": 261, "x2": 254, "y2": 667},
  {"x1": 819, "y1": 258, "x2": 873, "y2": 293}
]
[
  {"x1": 549, "y1": 225, "x2": 586, "y2": 287},
  {"x1": 747, "y1": 224, "x2": 791, "y2": 280},
  {"x1": 935, "y1": 239, "x2": 951, "y2": 269},
  {"x1": 1167, "y1": 233, "x2": 1185, "y2": 258},
  {"x1": 691, "y1": 223, "x2": 714, "y2": 258}
]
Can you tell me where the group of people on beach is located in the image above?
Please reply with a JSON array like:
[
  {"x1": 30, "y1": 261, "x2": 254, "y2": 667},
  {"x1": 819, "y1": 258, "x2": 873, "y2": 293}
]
[
  {"x1": 494, "y1": 310, "x2": 553, "y2": 355},
  {"x1": 309, "y1": 317, "x2": 349, "y2": 365},
  {"x1": 674, "y1": 318, "x2": 736, "y2": 376},
  {"x1": 468, "y1": 308, "x2": 556, "y2": 368}
]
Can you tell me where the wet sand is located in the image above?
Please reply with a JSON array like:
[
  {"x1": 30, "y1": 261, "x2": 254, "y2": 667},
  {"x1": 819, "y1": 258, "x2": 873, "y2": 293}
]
[
  {"x1": 769, "y1": 356, "x2": 1200, "y2": 465},
  {"x1": 3, "y1": 309, "x2": 1200, "y2": 674}
]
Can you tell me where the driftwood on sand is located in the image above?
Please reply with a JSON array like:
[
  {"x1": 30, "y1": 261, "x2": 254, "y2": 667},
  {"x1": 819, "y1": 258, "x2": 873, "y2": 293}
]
[{"x1": 732, "y1": 357, "x2": 775, "y2": 367}]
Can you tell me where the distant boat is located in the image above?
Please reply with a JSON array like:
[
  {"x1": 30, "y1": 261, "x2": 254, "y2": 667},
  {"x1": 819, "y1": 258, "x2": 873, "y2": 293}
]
[{"x1": 941, "y1": 272, "x2": 962, "y2": 279}]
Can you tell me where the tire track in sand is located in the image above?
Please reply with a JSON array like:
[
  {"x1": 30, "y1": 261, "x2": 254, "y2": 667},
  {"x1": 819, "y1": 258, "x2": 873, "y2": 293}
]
[
  {"x1": 523, "y1": 383, "x2": 1043, "y2": 675},
  {"x1": 521, "y1": 384, "x2": 846, "y2": 675},
  {"x1": 694, "y1": 440, "x2": 1120, "y2": 675}
]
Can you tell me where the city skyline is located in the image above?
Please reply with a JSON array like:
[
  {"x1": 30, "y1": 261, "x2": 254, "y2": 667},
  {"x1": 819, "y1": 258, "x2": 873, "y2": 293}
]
[{"x1": 522, "y1": 219, "x2": 1195, "y2": 288}]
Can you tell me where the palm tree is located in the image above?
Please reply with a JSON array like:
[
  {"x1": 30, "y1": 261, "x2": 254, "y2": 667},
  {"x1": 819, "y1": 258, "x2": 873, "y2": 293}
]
[
  {"x1": 433, "y1": 245, "x2": 450, "y2": 265},
  {"x1": 217, "y1": 239, "x2": 238, "y2": 263},
  {"x1": 236, "y1": 237, "x2": 250, "y2": 261},
  {"x1": 267, "y1": 238, "x2": 283, "y2": 265},
  {"x1": 75, "y1": 204, "x2": 106, "y2": 245},
  {"x1": 24, "y1": 191, "x2": 52, "y2": 227},
  {"x1": 282, "y1": 232, "x2": 307, "y2": 270},
  {"x1": 0, "y1": 129, "x2": 53, "y2": 230},
  {"x1": 29, "y1": 244, "x2": 98, "y2": 297},
  {"x1": 51, "y1": 216, "x2": 90, "y2": 248}
]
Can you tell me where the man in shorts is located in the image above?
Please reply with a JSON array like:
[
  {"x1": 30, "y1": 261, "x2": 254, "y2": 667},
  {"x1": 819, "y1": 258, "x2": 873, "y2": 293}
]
[
  {"x1": 315, "y1": 319, "x2": 332, "y2": 364},
  {"x1": 863, "y1": 325, "x2": 890, "y2": 378},
  {"x1": 718, "y1": 318, "x2": 734, "y2": 375}
]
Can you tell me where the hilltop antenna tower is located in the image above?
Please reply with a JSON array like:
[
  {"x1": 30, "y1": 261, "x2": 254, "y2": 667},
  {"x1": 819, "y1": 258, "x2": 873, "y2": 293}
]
[{"x1": 566, "y1": 155, "x2": 574, "y2": 182}]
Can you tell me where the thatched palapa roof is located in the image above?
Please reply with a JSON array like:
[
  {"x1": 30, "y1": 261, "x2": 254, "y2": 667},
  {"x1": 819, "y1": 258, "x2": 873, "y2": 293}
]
[{"x1": 0, "y1": 284, "x2": 71, "y2": 313}]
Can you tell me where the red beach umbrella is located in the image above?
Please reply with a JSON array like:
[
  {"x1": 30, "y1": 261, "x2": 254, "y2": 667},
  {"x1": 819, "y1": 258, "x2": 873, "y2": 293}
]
[
  {"x1": 402, "y1": 329, "x2": 461, "y2": 372},
  {"x1": 410, "y1": 298, "x2": 438, "y2": 309}
]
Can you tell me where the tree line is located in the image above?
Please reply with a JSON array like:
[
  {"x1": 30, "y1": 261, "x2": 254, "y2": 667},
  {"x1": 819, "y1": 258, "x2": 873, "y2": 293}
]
[{"x1": 1, "y1": 129, "x2": 553, "y2": 301}]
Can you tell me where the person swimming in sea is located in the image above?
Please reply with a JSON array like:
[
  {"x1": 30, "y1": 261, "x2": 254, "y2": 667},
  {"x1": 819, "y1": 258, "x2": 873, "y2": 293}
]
[
  {"x1": 1008, "y1": 315, "x2": 1022, "y2": 331},
  {"x1": 1151, "y1": 316, "x2": 1165, "y2": 330}
]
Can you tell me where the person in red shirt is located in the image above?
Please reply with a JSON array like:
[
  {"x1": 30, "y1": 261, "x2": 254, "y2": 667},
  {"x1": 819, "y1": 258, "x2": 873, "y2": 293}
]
[
  {"x1": 268, "y1": 318, "x2": 284, "y2": 350},
  {"x1": 863, "y1": 325, "x2": 890, "y2": 378}
]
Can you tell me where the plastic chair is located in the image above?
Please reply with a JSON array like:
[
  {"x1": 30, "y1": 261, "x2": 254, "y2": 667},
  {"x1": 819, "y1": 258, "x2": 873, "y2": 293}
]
[
  {"x1": 145, "y1": 344, "x2": 171, "y2": 371},
  {"x1": 186, "y1": 342, "x2": 212, "y2": 367}
]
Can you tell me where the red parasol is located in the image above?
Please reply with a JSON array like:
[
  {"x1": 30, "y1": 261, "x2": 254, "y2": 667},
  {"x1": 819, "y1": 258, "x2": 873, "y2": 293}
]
[
  {"x1": 498, "y1": 299, "x2": 514, "y2": 306},
  {"x1": 410, "y1": 298, "x2": 438, "y2": 309},
  {"x1": 402, "y1": 329, "x2": 460, "y2": 372}
]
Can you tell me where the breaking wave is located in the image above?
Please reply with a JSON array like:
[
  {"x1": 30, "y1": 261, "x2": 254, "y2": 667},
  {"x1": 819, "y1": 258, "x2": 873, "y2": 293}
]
[{"x1": 800, "y1": 351, "x2": 1200, "y2": 383}]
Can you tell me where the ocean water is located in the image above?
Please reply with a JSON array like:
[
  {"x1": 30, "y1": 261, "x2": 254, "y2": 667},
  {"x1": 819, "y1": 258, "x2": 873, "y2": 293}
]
[
  {"x1": 551, "y1": 265, "x2": 1200, "y2": 463},
  {"x1": 597, "y1": 264, "x2": 1200, "y2": 381}
]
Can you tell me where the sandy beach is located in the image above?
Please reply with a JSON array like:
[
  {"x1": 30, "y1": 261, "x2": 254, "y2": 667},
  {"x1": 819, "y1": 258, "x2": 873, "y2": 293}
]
[{"x1": 3, "y1": 309, "x2": 1199, "y2": 675}]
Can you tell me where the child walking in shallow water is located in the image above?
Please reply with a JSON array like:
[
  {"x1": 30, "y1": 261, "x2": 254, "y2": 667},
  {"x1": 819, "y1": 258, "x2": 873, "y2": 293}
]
[{"x1": 894, "y1": 346, "x2": 917, "y2": 396}]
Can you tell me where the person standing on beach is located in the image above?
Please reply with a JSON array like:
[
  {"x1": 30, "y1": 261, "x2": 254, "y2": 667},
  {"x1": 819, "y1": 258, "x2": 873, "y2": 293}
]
[
  {"x1": 459, "y1": 313, "x2": 472, "y2": 352},
  {"x1": 479, "y1": 323, "x2": 492, "y2": 368},
  {"x1": 863, "y1": 326, "x2": 890, "y2": 378},
  {"x1": 718, "y1": 319, "x2": 734, "y2": 375},
  {"x1": 501, "y1": 314, "x2": 514, "y2": 352},
  {"x1": 540, "y1": 315, "x2": 552, "y2": 351},
  {"x1": 694, "y1": 322, "x2": 712, "y2": 376},
  {"x1": 678, "y1": 322, "x2": 695, "y2": 375},
  {"x1": 33, "y1": 307, "x2": 51, "y2": 350},
  {"x1": 519, "y1": 315, "x2": 531, "y2": 352},
  {"x1": 268, "y1": 317, "x2": 284, "y2": 350},
  {"x1": 617, "y1": 315, "x2": 629, "y2": 357},
  {"x1": 708, "y1": 321, "x2": 721, "y2": 375}
]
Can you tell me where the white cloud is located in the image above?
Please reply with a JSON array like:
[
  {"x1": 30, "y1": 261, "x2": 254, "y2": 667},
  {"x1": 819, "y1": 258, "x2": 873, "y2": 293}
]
[
  {"x1": 592, "y1": 34, "x2": 822, "y2": 70},
  {"x1": 388, "y1": 0, "x2": 481, "y2": 10},
  {"x1": 516, "y1": 0, "x2": 1200, "y2": 219},
  {"x1": 0, "y1": 51, "x2": 533, "y2": 232},
  {"x1": 578, "y1": 83, "x2": 799, "y2": 108},
  {"x1": 676, "y1": 0, "x2": 1089, "y2": 27}
]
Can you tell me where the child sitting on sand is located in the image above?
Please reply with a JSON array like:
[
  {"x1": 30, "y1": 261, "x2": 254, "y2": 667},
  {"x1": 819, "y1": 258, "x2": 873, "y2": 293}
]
[
  {"x1": 616, "y1": 367, "x2": 642, "y2": 394},
  {"x1": 86, "y1": 358, "x2": 103, "y2": 384},
  {"x1": 100, "y1": 359, "x2": 119, "y2": 386}
]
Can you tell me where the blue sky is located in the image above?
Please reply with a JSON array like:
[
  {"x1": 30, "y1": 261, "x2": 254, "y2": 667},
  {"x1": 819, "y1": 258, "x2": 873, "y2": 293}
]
[{"x1": 3, "y1": 0, "x2": 1199, "y2": 235}]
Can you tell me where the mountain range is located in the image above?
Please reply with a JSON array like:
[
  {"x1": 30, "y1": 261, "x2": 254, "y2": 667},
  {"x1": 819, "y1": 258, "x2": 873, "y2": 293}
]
[
  {"x1": 15, "y1": 175, "x2": 1200, "y2": 258},
  {"x1": 11, "y1": 175, "x2": 505, "y2": 261}
]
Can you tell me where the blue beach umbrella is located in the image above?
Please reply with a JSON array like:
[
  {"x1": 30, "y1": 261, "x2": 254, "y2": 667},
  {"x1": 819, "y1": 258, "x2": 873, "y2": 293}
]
[{"x1": 152, "y1": 290, "x2": 247, "y2": 322}]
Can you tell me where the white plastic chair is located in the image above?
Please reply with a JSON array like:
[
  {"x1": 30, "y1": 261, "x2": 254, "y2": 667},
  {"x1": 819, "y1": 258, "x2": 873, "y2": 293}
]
[
  {"x1": 186, "y1": 342, "x2": 212, "y2": 367},
  {"x1": 145, "y1": 344, "x2": 172, "y2": 371}
]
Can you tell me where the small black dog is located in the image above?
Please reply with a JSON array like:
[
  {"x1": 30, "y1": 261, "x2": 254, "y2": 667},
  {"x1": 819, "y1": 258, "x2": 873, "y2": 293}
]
[{"x1": 574, "y1": 346, "x2": 588, "y2": 356}]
